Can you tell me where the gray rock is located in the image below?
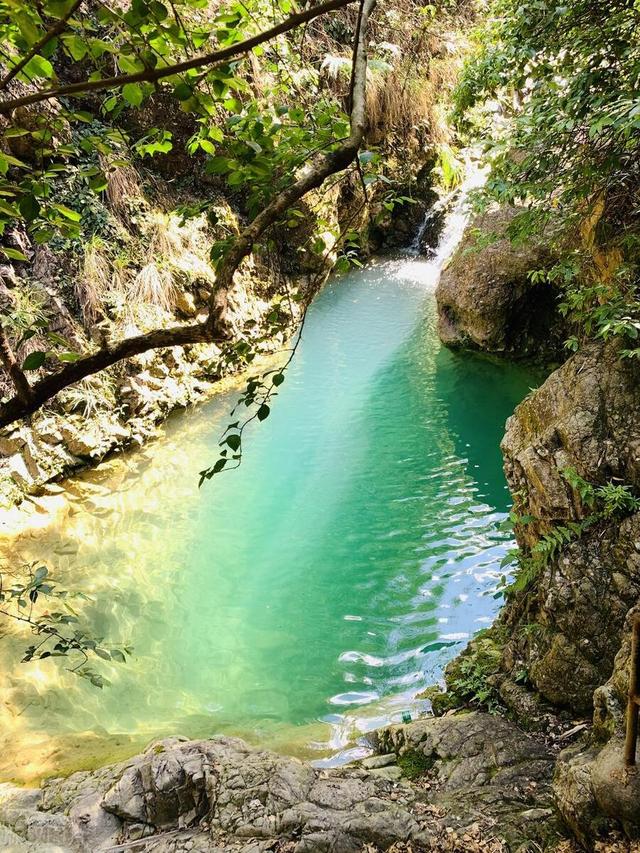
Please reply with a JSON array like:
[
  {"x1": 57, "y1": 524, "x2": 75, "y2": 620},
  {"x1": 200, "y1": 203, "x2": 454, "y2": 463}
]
[
  {"x1": 436, "y1": 206, "x2": 566, "y2": 361},
  {"x1": 367, "y1": 766, "x2": 403, "y2": 782},
  {"x1": 360, "y1": 753, "x2": 396, "y2": 769},
  {"x1": 0, "y1": 719, "x2": 562, "y2": 852},
  {"x1": 500, "y1": 341, "x2": 640, "y2": 714}
]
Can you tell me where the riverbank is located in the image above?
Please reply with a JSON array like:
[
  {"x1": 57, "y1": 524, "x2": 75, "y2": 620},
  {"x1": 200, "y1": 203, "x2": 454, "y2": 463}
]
[
  {"x1": 3, "y1": 202, "x2": 639, "y2": 850},
  {"x1": 0, "y1": 711, "x2": 569, "y2": 852}
]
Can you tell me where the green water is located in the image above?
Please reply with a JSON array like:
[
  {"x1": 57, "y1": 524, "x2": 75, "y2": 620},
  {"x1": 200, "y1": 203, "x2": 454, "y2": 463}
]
[{"x1": 1, "y1": 251, "x2": 543, "y2": 774}]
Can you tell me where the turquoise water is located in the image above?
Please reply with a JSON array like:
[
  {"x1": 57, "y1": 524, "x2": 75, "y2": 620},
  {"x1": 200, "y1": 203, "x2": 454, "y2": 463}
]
[{"x1": 0, "y1": 249, "x2": 542, "y2": 775}]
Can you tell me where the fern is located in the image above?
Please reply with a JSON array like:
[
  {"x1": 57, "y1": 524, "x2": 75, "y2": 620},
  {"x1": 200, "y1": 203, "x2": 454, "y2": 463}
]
[{"x1": 505, "y1": 469, "x2": 640, "y2": 598}]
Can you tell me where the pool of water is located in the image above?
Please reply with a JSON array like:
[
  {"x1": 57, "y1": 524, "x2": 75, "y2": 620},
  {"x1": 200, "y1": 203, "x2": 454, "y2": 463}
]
[{"x1": 0, "y1": 206, "x2": 543, "y2": 783}]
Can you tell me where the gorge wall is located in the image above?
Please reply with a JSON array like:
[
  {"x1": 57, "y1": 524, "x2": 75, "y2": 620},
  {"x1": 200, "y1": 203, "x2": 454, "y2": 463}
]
[
  {"x1": 434, "y1": 206, "x2": 640, "y2": 845},
  {"x1": 0, "y1": 50, "x2": 452, "y2": 511}
]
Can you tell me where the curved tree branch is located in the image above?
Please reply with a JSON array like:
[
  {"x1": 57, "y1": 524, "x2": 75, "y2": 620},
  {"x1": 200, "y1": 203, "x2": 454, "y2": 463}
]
[
  {"x1": 0, "y1": 0, "x2": 84, "y2": 93},
  {"x1": 0, "y1": 0, "x2": 376, "y2": 429},
  {"x1": 0, "y1": 321, "x2": 211, "y2": 425},
  {"x1": 0, "y1": 0, "x2": 357, "y2": 115},
  {"x1": 0, "y1": 322, "x2": 33, "y2": 406}
]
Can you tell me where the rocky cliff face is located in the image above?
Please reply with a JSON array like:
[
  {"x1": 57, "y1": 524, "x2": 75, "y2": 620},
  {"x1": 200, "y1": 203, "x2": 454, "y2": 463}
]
[
  {"x1": 500, "y1": 341, "x2": 640, "y2": 714},
  {"x1": 0, "y1": 198, "x2": 299, "y2": 508},
  {"x1": 435, "y1": 202, "x2": 640, "y2": 843},
  {"x1": 436, "y1": 206, "x2": 568, "y2": 362},
  {"x1": 496, "y1": 341, "x2": 640, "y2": 843}
]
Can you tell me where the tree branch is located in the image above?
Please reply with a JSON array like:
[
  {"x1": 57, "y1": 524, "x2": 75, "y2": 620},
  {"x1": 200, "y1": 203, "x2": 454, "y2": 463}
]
[
  {"x1": 205, "y1": 0, "x2": 374, "y2": 332},
  {"x1": 0, "y1": 0, "x2": 357, "y2": 115},
  {"x1": 0, "y1": 0, "x2": 84, "y2": 93},
  {"x1": 0, "y1": 322, "x2": 33, "y2": 406},
  {"x1": 0, "y1": 0, "x2": 376, "y2": 429},
  {"x1": 0, "y1": 321, "x2": 213, "y2": 425}
]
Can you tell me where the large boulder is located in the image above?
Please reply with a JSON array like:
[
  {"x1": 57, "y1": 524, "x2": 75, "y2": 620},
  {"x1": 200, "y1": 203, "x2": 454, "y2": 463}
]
[
  {"x1": 436, "y1": 206, "x2": 567, "y2": 361},
  {"x1": 554, "y1": 736, "x2": 640, "y2": 847}
]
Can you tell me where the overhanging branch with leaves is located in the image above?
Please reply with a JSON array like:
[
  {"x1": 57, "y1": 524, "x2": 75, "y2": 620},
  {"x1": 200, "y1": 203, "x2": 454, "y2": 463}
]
[{"x1": 0, "y1": 0, "x2": 376, "y2": 429}]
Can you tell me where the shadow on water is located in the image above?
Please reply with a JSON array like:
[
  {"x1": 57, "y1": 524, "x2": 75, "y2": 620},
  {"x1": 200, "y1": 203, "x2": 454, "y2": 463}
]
[{"x1": 432, "y1": 346, "x2": 548, "y2": 512}]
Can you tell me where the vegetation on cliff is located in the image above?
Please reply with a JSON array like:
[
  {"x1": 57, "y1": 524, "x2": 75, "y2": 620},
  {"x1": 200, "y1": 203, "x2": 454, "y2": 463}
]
[{"x1": 454, "y1": 0, "x2": 640, "y2": 356}]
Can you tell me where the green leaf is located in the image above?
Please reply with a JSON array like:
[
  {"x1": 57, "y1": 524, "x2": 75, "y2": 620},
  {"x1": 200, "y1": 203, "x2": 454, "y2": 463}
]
[
  {"x1": 0, "y1": 152, "x2": 28, "y2": 170},
  {"x1": 206, "y1": 156, "x2": 231, "y2": 174},
  {"x1": 0, "y1": 198, "x2": 20, "y2": 217},
  {"x1": 227, "y1": 170, "x2": 244, "y2": 187},
  {"x1": 174, "y1": 82, "x2": 193, "y2": 101},
  {"x1": 122, "y1": 83, "x2": 144, "y2": 107},
  {"x1": 34, "y1": 565, "x2": 48, "y2": 583},
  {"x1": 257, "y1": 403, "x2": 270, "y2": 421},
  {"x1": 50, "y1": 204, "x2": 81, "y2": 222},
  {"x1": 226, "y1": 433, "x2": 241, "y2": 451},
  {"x1": 19, "y1": 194, "x2": 40, "y2": 222},
  {"x1": 1, "y1": 247, "x2": 28, "y2": 261},
  {"x1": 199, "y1": 139, "x2": 216, "y2": 155},
  {"x1": 23, "y1": 351, "x2": 47, "y2": 371},
  {"x1": 61, "y1": 32, "x2": 88, "y2": 60},
  {"x1": 89, "y1": 172, "x2": 109, "y2": 192},
  {"x1": 23, "y1": 54, "x2": 54, "y2": 79}
]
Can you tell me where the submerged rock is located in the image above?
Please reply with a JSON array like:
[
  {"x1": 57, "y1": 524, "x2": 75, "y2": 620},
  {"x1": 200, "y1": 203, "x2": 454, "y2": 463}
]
[{"x1": 436, "y1": 206, "x2": 567, "y2": 361}]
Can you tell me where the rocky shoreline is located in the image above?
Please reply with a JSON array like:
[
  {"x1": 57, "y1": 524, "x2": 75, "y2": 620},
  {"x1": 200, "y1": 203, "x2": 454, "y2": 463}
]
[{"x1": 0, "y1": 712, "x2": 566, "y2": 852}]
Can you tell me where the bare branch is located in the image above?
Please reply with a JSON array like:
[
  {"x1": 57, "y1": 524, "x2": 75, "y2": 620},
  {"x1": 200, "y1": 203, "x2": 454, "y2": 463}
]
[{"x1": 0, "y1": 0, "x2": 357, "y2": 115}]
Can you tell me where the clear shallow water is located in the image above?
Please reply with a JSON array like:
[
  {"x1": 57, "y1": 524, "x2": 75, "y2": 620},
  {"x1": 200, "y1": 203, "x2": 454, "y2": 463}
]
[{"x1": 0, "y1": 221, "x2": 543, "y2": 782}]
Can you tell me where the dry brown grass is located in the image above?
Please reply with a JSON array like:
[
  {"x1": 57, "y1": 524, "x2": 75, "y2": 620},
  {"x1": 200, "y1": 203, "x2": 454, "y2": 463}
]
[
  {"x1": 59, "y1": 371, "x2": 118, "y2": 418},
  {"x1": 128, "y1": 262, "x2": 177, "y2": 312},
  {"x1": 365, "y1": 69, "x2": 442, "y2": 140},
  {"x1": 101, "y1": 155, "x2": 142, "y2": 216},
  {"x1": 143, "y1": 211, "x2": 215, "y2": 285},
  {"x1": 74, "y1": 211, "x2": 217, "y2": 328},
  {"x1": 320, "y1": 36, "x2": 462, "y2": 145},
  {"x1": 77, "y1": 241, "x2": 115, "y2": 325}
]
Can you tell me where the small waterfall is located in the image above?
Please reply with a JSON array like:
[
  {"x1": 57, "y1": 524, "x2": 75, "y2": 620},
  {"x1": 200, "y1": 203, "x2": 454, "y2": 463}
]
[{"x1": 408, "y1": 157, "x2": 487, "y2": 261}]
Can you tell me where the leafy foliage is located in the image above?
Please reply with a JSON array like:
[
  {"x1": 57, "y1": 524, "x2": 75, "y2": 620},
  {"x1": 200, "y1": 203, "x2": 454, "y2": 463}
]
[
  {"x1": 0, "y1": 0, "x2": 454, "y2": 431},
  {"x1": 0, "y1": 563, "x2": 130, "y2": 686},
  {"x1": 499, "y1": 468, "x2": 640, "y2": 597},
  {"x1": 454, "y1": 0, "x2": 640, "y2": 352}
]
